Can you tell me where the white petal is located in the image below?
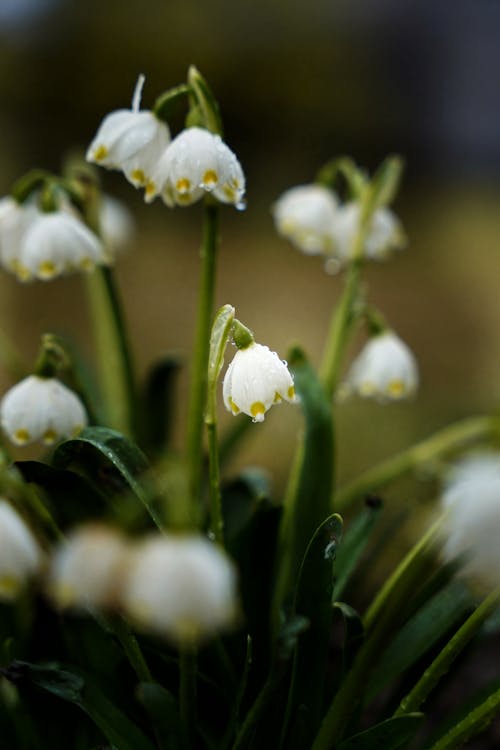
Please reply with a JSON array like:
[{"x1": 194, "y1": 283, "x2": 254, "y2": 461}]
[{"x1": 0, "y1": 500, "x2": 41, "y2": 599}]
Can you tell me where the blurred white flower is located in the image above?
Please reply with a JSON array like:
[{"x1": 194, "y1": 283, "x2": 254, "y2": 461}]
[
  {"x1": 99, "y1": 194, "x2": 135, "y2": 256},
  {"x1": 440, "y1": 453, "x2": 500, "y2": 589},
  {"x1": 332, "y1": 203, "x2": 406, "y2": 263},
  {"x1": 86, "y1": 75, "x2": 171, "y2": 193},
  {"x1": 342, "y1": 331, "x2": 418, "y2": 402},
  {"x1": 0, "y1": 499, "x2": 41, "y2": 600},
  {"x1": 223, "y1": 342, "x2": 297, "y2": 422},
  {"x1": 148, "y1": 126, "x2": 245, "y2": 208},
  {"x1": 11, "y1": 210, "x2": 106, "y2": 282},
  {"x1": 49, "y1": 525, "x2": 128, "y2": 611},
  {"x1": 1, "y1": 375, "x2": 87, "y2": 446},
  {"x1": 0, "y1": 197, "x2": 39, "y2": 275},
  {"x1": 122, "y1": 534, "x2": 238, "y2": 644},
  {"x1": 272, "y1": 184, "x2": 339, "y2": 256}
]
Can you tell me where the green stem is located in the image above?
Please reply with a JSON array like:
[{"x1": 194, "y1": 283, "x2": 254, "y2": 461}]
[
  {"x1": 179, "y1": 646, "x2": 197, "y2": 749},
  {"x1": 424, "y1": 685, "x2": 500, "y2": 750},
  {"x1": 311, "y1": 515, "x2": 443, "y2": 750},
  {"x1": 110, "y1": 615, "x2": 152, "y2": 683},
  {"x1": 0, "y1": 327, "x2": 26, "y2": 380},
  {"x1": 335, "y1": 415, "x2": 500, "y2": 512},
  {"x1": 85, "y1": 266, "x2": 136, "y2": 438},
  {"x1": 395, "y1": 586, "x2": 500, "y2": 717},
  {"x1": 231, "y1": 671, "x2": 282, "y2": 750},
  {"x1": 186, "y1": 201, "x2": 219, "y2": 526},
  {"x1": 207, "y1": 420, "x2": 224, "y2": 544}
]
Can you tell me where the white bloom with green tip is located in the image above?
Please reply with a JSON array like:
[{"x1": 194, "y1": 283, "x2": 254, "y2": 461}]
[
  {"x1": 86, "y1": 75, "x2": 171, "y2": 193},
  {"x1": 272, "y1": 184, "x2": 339, "y2": 256},
  {"x1": 440, "y1": 454, "x2": 500, "y2": 589},
  {"x1": 148, "y1": 126, "x2": 245, "y2": 207},
  {"x1": 0, "y1": 499, "x2": 41, "y2": 600},
  {"x1": 332, "y1": 203, "x2": 406, "y2": 262},
  {"x1": 99, "y1": 194, "x2": 135, "y2": 256},
  {"x1": 0, "y1": 197, "x2": 39, "y2": 274},
  {"x1": 343, "y1": 331, "x2": 418, "y2": 402},
  {"x1": 223, "y1": 342, "x2": 297, "y2": 422},
  {"x1": 49, "y1": 525, "x2": 128, "y2": 611},
  {"x1": 122, "y1": 535, "x2": 238, "y2": 645},
  {"x1": 0, "y1": 375, "x2": 87, "y2": 446}
]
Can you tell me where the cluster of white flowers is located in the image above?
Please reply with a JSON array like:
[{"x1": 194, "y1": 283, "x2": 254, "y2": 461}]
[
  {"x1": 87, "y1": 78, "x2": 245, "y2": 209},
  {"x1": 272, "y1": 183, "x2": 405, "y2": 270},
  {"x1": 0, "y1": 375, "x2": 87, "y2": 446},
  {"x1": 223, "y1": 341, "x2": 298, "y2": 422},
  {"x1": 0, "y1": 194, "x2": 130, "y2": 283},
  {"x1": 0, "y1": 499, "x2": 42, "y2": 600},
  {"x1": 48, "y1": 527, "x2": 238, "y2": 645},
  {"x1": 341, "y1": 331, "x2": 419, "y2": 403},
  {"x1": 440, "y1": 453, "x2": 500, "y2": 590}
]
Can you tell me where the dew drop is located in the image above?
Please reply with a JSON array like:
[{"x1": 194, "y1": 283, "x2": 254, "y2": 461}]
[{"x1": 235, "y1": 200, "x2": 247, "y2": 212}]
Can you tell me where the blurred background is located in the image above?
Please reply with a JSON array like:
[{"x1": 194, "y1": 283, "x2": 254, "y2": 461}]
[{"x1": 0, "y1": 0, "x2": 499, "y2": 501}]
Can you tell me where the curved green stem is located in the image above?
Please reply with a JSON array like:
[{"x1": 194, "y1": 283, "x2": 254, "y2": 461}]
[
  {"x1": 185, "y1": 201, "x2": 219, "y2": 526},
  {"x1": 424, "y1": 684, "x2": 500, "y2": 750},
  {"x1": 206, "y1": 419, "x2": 224, "y2": 544},
  {"x1": 395, "y1": 586, "x2": 500, "y2": 717},
  {"x1": 109, "y1": 615, "x2": 152, "y2": 683},
  {"x1": 335, "y1": 415, "x2": 500, "y2": 512},
  {"x1": 85, "y1": 266, "x2": 136, "y2": 438},
  {"x1": 179, "y1": 646, "x2": 197, "y2": 749}
]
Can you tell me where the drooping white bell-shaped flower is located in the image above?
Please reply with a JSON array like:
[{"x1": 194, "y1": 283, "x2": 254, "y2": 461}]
[
  {"x1": 342, "y1": 331, "x2": 418, "y2": 402},
  {"x1": 272, "y1": 184, "x2": 339, "y2": 256},
  {"x1": 440, "y1": 453, "x2": 500, "y2": 589},
  {"x1": 147, "y1": 126, "x2": 245, "y2": 207},
  {"x1": 0, "y1": 197, "x2": 40, "y2": 275},
  {"x1": 121, "y1": 534, "x2": 238, "y2": 645},
  {"x1": 86, "y1": 75, "x2": 171, "y2": 193},
  {"x1": 223, "y1": 342, "x2": 297, "y2": 422},
  {"x1": 49, "y1": 525, "x2": 129, "y2": 611},
  {"x1": 0, "y1": 499, "x2": 42, "y2": 600},
  {"x1": 332, "y1": 202, "x2": 406, "y2": 263},
  {"x1": 1, "y1": 375, "x2": 88, "y2": 446},
  {"x1": 98, "y1": 194, "x2": 135, "y2": 257},
  {"x1": 13, "y1": 210, "x2": 106, "y2": 282}
]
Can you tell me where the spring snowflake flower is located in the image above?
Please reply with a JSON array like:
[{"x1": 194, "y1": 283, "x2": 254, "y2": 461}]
[
  {"x1": 342, "y1": 331, "x2": 418, "y2": 402},
  {"x1": 223, "y1": 342, "x2": 297, "y2": 422},
  {"x1": 272, "y1": 184, "x2": 339, "y2": 256},
  {"x1": 440, "y1": 453, "x2": 500, "y2": 589},
  {"x1": 147, "y1": 126, "x2": 245, "y2": 207},
  {"x1": 49, "y1": 525, "x2": 128, "y2": 611},
  {"x1": 0, "y1": 197, "x2": 40, "y2": 275},
  {"x1": 86, "y1": 75, "x2": 171, "y2": 193},
  {"x1": 122, "y1": 535, "x2": 238, "y2": 645},
  {"x1": 332, "y1": 203, "x2": 406, "y2": 263},
  {"x1": 0, "y1": 500, "x2": 41, "y2": 600},
  {"x1": 1, "y1": 375, "x2": 87, "y2": 446},
  {"x1": 99, "y1": 194, "x2": 135, "y2": 256}
]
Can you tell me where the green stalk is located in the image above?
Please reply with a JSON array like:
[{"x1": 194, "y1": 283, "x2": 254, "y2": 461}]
[
  {"x1": 109, "y1": 615, "x2": 152, "y2": 683},
  {"x1": 395, "y1": 586, "x2": 500, "y2": 717},
  {"x1": 179, "y1": 646, "x2": 197, "y2": 749},
  {"x1": 335, "y1": 415, "x2": 500, "y2": 512},
  {"x1": 311, "y1": 515, "x2": 443, "y2": 750},
  {"x1": 185, "y1": 201, "x2": 219, "y2": 526},
  {"x1": 424, "y1": 685, "x2": 500, "y2": 750},
  {"x1": 206, "y1": 419, "x2": 224, "y2": 544},
  {"x1": 85, "y1": 266, "x2": 136, "y2": 438}
]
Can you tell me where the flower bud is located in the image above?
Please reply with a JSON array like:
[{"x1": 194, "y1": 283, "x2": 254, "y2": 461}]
[
  {"x1": 0, "y1": 499, "x2": 42, "y2": 600},
  {"x1": 272, "y1": 184, "x2": 339, "y2": 256}
]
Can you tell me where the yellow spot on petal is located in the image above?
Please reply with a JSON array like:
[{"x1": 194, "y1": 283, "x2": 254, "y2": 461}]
[
  {"x1": 79, "y1": 257, "x2": 94, "y2": 272},
  {"x1": 202, "y1": 169, "x2": 218, "y2": 188},
  {"x1": 228, "y1": 397, "x2": 240, "y2": 415},
  {"x1": 16, "y1": 265, "x2": 32, "y2": 282},
  {"x1": 13, "y1": 428, "x2": 31, "y2": 445},
  {"x1": 43, "y1": 429, "x2": 58, "y2": 445},
  {"x1": 38, "y1": 260, "x2": 57, "y2": 279},
  {"x1": 145, "y1": 181, "x2": 156, "y2": 198},
  {"x1": 250, "y1": 402, "x2": 266, "y2": 419},
  {"x1": 71, "y1": 424, "x2": 84, "y2": 437},
  {"x1": 287, "y1": 386, "x2": 296, "y2": 400},
  {"x1": 223, "y1": 186, "x2": 236, "y2": 201},
  {"x1": 359, "y1": 381, "x2": 377, "y2": 396},
  {"x1": 274, "y1": 392, "x2": 282, "y2": 403},
  {"x1": 387, "y1": 380, "x2": 405, "y2": 397},
  {"x1": 93, "y1": 145, "x2": 108, "y2": 162},
  {"x1": 54, "y1": 582, "x2": 75, "y2": 608},
  {"x1": 0, "y1": 576, "x2": 21, "y2": 599},
  {"x1": 176, "y1": 178, "x2": 191, "y2": 194},
  {"x1": 131, "y1": 169, "x2": 146, "y2": 185}
]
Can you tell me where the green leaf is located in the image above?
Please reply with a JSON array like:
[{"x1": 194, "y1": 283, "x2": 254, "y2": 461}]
[
  {"x1": 332, "y1": 499, "x2": 382, "y2": 601},
  {"x1": 337, "y1": 713, "x2": 424, "y2": 750},
  {"x1": 332, "y1": 602, "x2": 364, "y2": 676},
  {"x1": 5, "y1": 661, "x2": 156, "y2": 750},
  {"x1": 315, "y1": 157, "x2": 368, "y2": 200},
  {"x1": 282, "y1": 513, "x2": 343, "y2": 748},
  {"x1": 222, "y1": 468, "x2": 271, "y2": 544},
  {"x1": 366, "y1": 579, "x2": 474, "y2": 701},
  {"x1": 424, "y1": 682, "x2": 500, "y2": 750},
  {"x1": 369, "y1": 155, "x2": 404, "y2": 208},
  {"x1": 187, "y1": 66, "x2": 223, "y2": 135},
  {"x1": 141, "y1": 356, "x2": 181, "y2": 454},
  {"x1": 206, "y1": 304, "x2": 235, "y2": 424},
  {"x1": 52, "y1": 426, "x2": 163, "y2": 530},
  {"x1": 136, "y1": 682, "x2": 181, "y2": 750},
  {"x1": 153, "y1": 83, "x2": 190, "y2": 122}
]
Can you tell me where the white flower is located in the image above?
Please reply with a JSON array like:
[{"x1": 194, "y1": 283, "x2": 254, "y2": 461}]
[
  {"x1": 99, "y1": 194, "x2": 135, "y2": 256},
  {"x1": 121, "y1": 535, "x2": 238, "y2": 644},
  {"x1": 440, "y1": 453, "x2": 500, "y2": 589},
  {"x1": 49, "y1": 525, "x2": 128, "y2": 611},
  {"x1": 223, "y1": 342, "x2": 297, "y2": 422},
  {"x1": 342, "y1": 331, "x2": 418, "y2": 402},
  {"x1": 13, "y1": 210, "x2": 106, "y2": 282},
  {"x1": 86, "y1": 75, "x2": 171, "y2": 193},
  {"x1": 332, "y1": 202, "x2": 406, "y2": 263},
  {"x1": 0, "y1": 197, "x2": 40, "y2": 275},
  {"x1": 1, "y1": 375, "x2": 88, "y2": 446},
  {"x1": 0, "y1": 499, "x2": 42, "y2": 600},
  {"x1": 148, "y1": 126, "x2": 245, "y2": 207},
  {"x1": 272, "y1": 184, "x2": 339, "y2": 256}
]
